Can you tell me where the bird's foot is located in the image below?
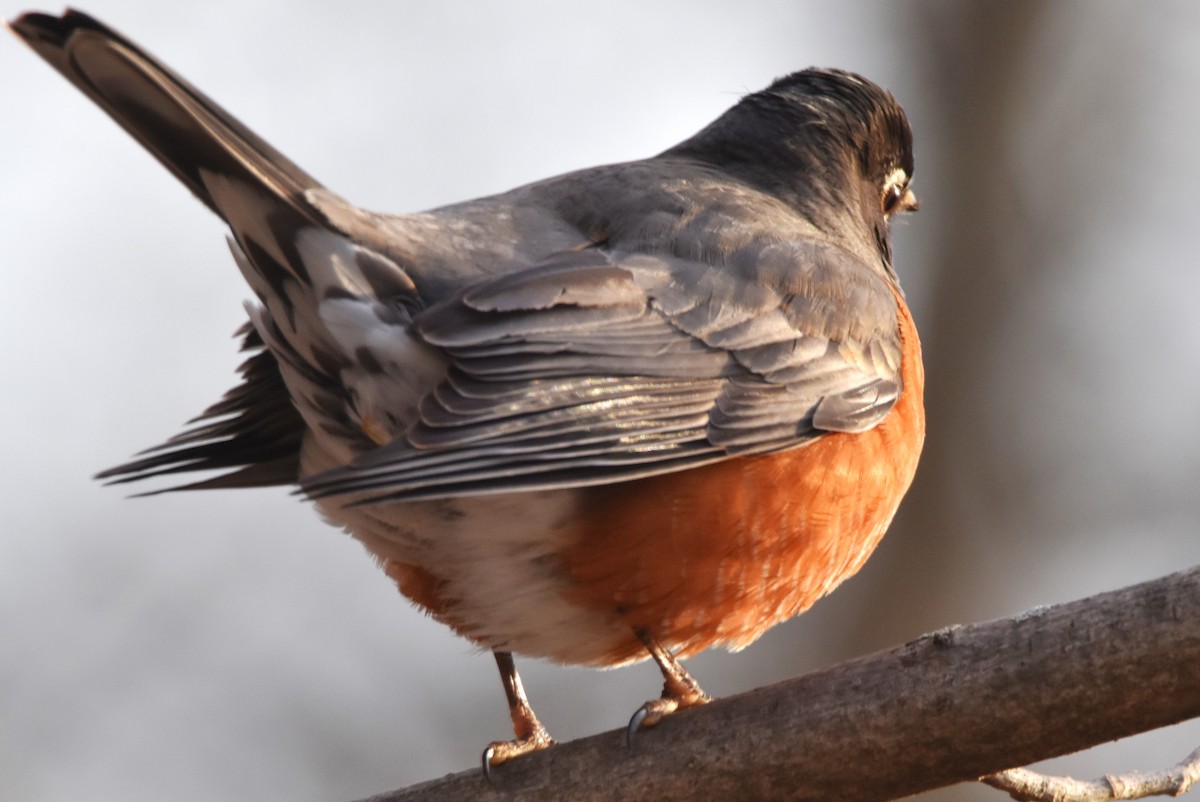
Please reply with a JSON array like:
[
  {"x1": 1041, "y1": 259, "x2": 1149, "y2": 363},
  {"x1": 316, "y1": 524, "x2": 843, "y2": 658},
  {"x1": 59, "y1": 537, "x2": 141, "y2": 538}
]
[
  {"x1": 626, "y1": 686, "x2": 710, "y2": 745},
  {"x1": 626, "y1": 628, "x2": 711, "y2": 746},
  {"x1": 482, "y1": 724, "x2": 555, "y2": 781},
  {"x1": 482, "y1": 650, "x2": 555, "y2": 782}
]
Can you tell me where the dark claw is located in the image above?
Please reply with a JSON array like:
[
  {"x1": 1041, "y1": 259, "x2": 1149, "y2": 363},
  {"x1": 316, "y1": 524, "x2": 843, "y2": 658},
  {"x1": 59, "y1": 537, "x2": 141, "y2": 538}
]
[
  {"x1": 481, "y1": 746, "x2": 497, "y2": 785},
  {"x1": 626, "y1": 705, "x2": 650, "y2": 749}
]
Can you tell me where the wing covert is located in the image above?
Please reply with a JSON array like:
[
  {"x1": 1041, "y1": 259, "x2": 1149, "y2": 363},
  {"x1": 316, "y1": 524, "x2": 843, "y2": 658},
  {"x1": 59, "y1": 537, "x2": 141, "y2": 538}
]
[{"x1": 303, "y1": 242, "x2": 903, "y2": 502}]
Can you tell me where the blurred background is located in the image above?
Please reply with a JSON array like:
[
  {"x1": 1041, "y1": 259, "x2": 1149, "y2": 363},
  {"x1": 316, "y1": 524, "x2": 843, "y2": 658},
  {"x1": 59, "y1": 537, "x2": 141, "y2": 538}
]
[{"x1": 3, "y1": 1, "x2": 1198, "y2": 799}]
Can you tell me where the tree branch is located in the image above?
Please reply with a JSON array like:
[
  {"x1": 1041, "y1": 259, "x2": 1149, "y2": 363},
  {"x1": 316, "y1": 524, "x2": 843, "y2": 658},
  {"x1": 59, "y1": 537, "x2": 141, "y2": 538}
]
[
  {"x1": 357, "y1": 567, "x2": 1200, "y2": 802},
  {"x1": 982, "y1": 746, "x2": 1200, "y2": 801}
]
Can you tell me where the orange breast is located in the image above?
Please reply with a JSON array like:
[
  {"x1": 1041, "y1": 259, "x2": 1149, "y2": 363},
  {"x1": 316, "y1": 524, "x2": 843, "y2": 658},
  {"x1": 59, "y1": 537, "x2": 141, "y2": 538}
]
[{"x1": 565, "y1": 294, "x2": 925, "y2": 665}]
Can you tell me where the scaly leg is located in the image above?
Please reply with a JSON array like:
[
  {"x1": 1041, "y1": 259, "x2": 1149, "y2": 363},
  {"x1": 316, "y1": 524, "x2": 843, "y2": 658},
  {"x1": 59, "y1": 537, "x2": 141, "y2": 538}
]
[
  {"x1": 627, "y1": 628, "x2": 711, "y2": 745},
  {"x1": 482, "y1": 651, "x2": 555, "y2": 777}
]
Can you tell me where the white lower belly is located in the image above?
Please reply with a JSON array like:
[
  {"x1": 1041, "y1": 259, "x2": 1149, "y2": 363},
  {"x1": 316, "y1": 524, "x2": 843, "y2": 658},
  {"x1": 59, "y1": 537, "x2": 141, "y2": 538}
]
[{"x1": 316, "y1": 488, "x2": 639, "y2": 665}]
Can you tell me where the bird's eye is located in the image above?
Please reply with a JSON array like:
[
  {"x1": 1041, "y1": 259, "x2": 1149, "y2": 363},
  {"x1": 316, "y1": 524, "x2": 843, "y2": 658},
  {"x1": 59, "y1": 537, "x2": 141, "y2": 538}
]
[
  {"x1": 882, "y1": 184, "x2": 906, "y2": 215},
  {"x1": 880, "y1": 167, "x2": 916, "y2": 216}
]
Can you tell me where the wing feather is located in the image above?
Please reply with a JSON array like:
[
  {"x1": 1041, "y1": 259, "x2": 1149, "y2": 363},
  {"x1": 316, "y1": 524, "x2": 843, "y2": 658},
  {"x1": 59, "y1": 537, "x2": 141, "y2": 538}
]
[{"x1": 303, "y1": 242, "x2": 902, "y2": 502}]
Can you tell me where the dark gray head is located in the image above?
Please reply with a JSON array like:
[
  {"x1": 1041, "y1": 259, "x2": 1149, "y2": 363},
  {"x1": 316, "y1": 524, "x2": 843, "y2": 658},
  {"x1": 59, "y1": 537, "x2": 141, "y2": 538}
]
[{"x1": 663, "y1": 68, "x2": 917, "y2": 268}]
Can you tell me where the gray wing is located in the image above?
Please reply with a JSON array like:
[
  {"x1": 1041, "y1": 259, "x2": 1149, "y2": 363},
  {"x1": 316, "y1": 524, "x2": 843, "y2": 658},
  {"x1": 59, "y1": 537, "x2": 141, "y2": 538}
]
[{"x1": 302, "y1": 241, "x2": 902, "y2": 502}]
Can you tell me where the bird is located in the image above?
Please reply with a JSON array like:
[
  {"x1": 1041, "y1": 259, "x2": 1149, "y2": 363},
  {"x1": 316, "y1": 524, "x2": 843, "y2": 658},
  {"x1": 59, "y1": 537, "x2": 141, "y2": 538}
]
[{"x1": 11, "y1": 9, "x2": 924, "y2": 771}]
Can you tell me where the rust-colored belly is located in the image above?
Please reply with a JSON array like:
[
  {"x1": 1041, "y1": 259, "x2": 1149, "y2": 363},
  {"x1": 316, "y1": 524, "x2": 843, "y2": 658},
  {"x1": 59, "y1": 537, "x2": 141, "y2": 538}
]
[{"x1": 565, "y1": 300, "x2": 925, "y2": 665}]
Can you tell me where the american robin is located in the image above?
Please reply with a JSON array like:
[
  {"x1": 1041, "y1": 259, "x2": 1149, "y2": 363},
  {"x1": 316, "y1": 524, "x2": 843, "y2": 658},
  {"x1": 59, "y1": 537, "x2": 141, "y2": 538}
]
[{"x1": 12, "y1": 10, "x2": 923, "y2": 770}]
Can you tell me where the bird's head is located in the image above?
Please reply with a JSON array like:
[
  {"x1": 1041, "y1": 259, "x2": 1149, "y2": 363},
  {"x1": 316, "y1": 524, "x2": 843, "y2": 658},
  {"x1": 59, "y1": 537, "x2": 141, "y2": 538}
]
[{"x1": 664, "y1": 68, "x2": 918, "y2": 275}]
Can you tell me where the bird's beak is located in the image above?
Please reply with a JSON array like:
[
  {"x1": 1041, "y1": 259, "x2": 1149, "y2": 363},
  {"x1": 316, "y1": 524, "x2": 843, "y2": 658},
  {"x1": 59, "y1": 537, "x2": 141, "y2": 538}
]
[{"x1": 899, "y1": 186, "x2": 919, "y2": 213}]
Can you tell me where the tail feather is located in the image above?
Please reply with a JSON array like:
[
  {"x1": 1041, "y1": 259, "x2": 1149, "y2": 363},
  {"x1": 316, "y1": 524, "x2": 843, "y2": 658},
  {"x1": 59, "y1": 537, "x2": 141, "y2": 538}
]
[
  {"x1": 10, "y1": 9, "x2": 323, "y2": 225},
  {"x1": 10, "y1": 10, "x2": 333, "y2": 489},
  {"x1": 13, "y1": 10, "x2": 432, "y2": 491}
]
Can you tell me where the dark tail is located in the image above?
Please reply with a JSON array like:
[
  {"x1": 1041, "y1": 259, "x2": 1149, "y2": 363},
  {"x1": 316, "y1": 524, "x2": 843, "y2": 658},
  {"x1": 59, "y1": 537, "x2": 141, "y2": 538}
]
[
  {"x1": 10, "y1": 9, "x2": 324, "y2": 226},
  {"x1": 11, "y1": 10, "x2": 331, "y2": 490},
  {"x1": 13, "y1": 10, "x2": 422, "y2": 493}
]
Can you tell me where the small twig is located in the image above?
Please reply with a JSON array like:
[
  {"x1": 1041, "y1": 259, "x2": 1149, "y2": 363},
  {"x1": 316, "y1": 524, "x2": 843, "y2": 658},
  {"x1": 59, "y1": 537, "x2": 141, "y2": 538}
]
[{"x1": 981, "y1": 745, "x2": 1200, "y2": 801}]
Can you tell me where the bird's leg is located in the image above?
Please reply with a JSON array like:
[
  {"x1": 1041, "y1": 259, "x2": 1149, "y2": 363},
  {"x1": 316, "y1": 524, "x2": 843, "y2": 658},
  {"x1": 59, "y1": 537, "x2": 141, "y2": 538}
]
[
  {"x1": 627, "y1": 628, "x2": 711, "y2": 744},
  {"x1": 482, "y1": 651, "x2": 555, "y2": 774}
]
